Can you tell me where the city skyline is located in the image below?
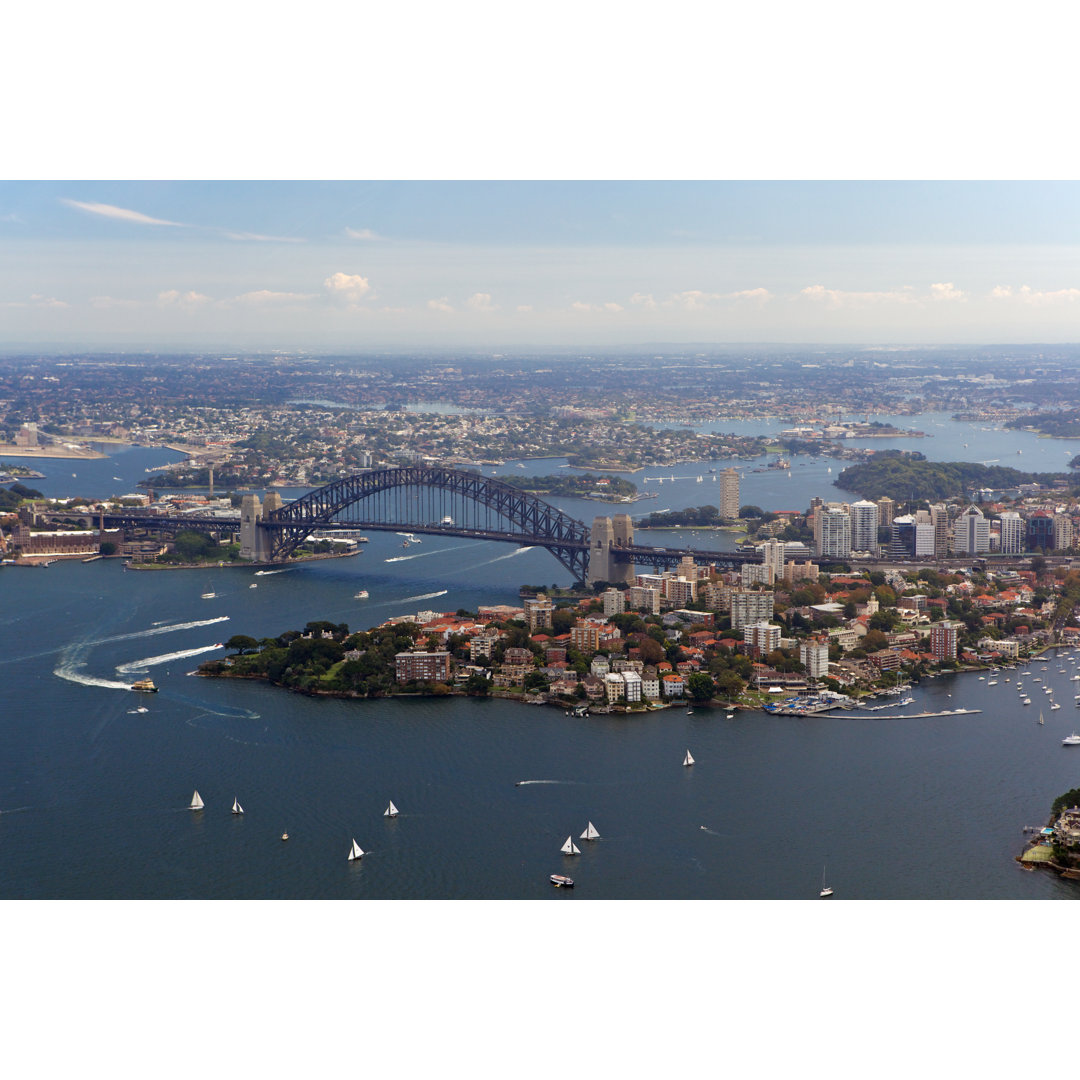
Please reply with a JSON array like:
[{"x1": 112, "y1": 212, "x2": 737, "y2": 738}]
[{"x1": 3, "y1": 181, "x2": 1080, "y2": 352}]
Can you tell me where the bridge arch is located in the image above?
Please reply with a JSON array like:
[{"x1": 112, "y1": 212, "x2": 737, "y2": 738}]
[{"x1": 265, "y1": 466, "x2": 592, "y2": 580}]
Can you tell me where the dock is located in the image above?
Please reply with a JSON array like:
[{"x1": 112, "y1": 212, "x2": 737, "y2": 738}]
[{"x1": 840, "y1": 708, "x2": 981, "y2": 720}]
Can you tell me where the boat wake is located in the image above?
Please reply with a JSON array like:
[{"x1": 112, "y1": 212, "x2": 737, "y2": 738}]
[
  {"x1": 385, "y1": 541, "x2": 478, "y2": 564},
  {"x1": 0, "y1": 806, "x2": 31, "y2": 815},
  {"x1": 90, "y1": 616, "x2": 231, "y2": 647},
  {"x1": 488, "y1": 546, "x2": 535, "y2": 563},
  {"x1": 398, "y1": 589, "x2": 448, "y2": 603},
  {"x1": 254, "y1": 568, "x2": 292, "y2": 576},
  {"x1": 54, "y1": 663, "x2": 134, "y2": 691},
  {"x1": 514, "y1": 779, "x2": 567, "y2": 786},
  {"x1": 115, "y1": 643, "x2": 225, "y2": 674}
]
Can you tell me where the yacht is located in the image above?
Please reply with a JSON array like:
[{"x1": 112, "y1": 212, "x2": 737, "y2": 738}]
[{"x1": 1063, "y1": 734, "x2": 1080, "y2": 746}]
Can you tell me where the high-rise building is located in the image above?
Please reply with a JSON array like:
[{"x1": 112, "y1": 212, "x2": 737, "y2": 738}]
[
  {"x1": 1055, "y1": 514, "x2": 1074, "y2": 552},
  {"x1": 998, "y1": 511, "x2": 1024, "y2": 555},
  {"x1": 1027, "y1": 512, "x2": 1055, "y2": 552},
  {"x1": 850, "y1": 500, "x2": 880, "y2": 554},
  {"x1": 816, "y1": 505, "x2": 852, "y2": 559},
  {"x1": 799, "y1": 640, "x2": 830, "y2": 680},
  {"x1": 876, "y1": 496, "x2": 896, "y2": 528},
  {"x1": 930, "y1": 503, "x2": 949, "y2": 558},
  {"x1": 930, "y1": 622, "x2": 958, "y2": 662},
  {"x1": 953, "y1": 505, "x2": 990, "y2": 554},
  {"x1": 602, "y1": 588, "x2": 626, "y2": 616},
  {"x1": 523, "y1": 594, "x2": 554, "y2": 632},
  {"x1": 730, "y1": 589, "x2": 774, "y2": 630},
  {"x1": 743, "y1": 622, "x2": 781, "y2": 655},
  {"x1": 719, "y1": 468, "x2": 740, "y2": 520},
  {"x1": 760, "y1": 538, "x2": 786, "y2": 580}
]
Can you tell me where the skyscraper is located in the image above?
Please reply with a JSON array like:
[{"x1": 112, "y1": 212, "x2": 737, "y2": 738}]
[
  {"x1": 850, "y1": 500, "x2": 880, "y2": 554},
  {"x1": 816, "y1": 504, "x2": 852, "y2": 559},
  {"x1": 719, "y1": 468, "x2": 740, "y2": 520},
  {"x1": 953, "y1": 505, "x2": 989, "y2": 554}
]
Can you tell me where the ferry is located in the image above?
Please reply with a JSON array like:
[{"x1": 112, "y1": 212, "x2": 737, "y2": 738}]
[
  {"x1": 131, "y1": 679, "x2": 158, "y2": 693},
  {"x1": 549, "y1": 874, "x2": 575, "y2": 888}
]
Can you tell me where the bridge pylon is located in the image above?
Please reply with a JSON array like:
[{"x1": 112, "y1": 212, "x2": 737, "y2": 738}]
[{"x1": 588, "y1": 514, "x2": 635, "y2": 587}]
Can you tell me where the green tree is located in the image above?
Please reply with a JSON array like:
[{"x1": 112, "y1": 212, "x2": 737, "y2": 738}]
[{"x1": 686, "y1": 672, "x2": 715, "y2": 701}]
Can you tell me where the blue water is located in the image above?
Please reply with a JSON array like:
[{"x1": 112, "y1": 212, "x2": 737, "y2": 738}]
[
  {"x1": 4, "y1": 432, "x2": 1080, "y2": 897},
  {"x1": 1, "y1": 544, "x2": 1078, "y2": 898}
]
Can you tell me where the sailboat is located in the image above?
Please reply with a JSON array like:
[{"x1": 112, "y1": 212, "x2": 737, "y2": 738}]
[
  {"x1": 683, "y1": 749, "x2": 695, "y2": 766},
  {"x1": 560, "y1": 835, "x2": 581, "y2": 855},
  {"x1": 188, "y1": 790, "x2": 204, "y2": 811},
  {"x1": 231, "y1": 796, "x2": 244, "y2": 814},
  {"x1": 1038, "y1": 710, "x2": 1045, "y2": 725},
  {"x1": 348, "y1": 839, "x2": 364, "y2": 861},
  {"x1": 819, "y1": 865, "x2": 833, "y2": 898},
  {"x1": 580, "y1": 821, "x2": 600, "y2": 841},
  {"x1": 384, "y1": 800, "x2": 399, "y2": 818}
]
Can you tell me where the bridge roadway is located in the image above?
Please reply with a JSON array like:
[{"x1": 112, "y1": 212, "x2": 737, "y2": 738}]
[{"x1": 95, "y1": 511, "x2": 760, "y2": 569}]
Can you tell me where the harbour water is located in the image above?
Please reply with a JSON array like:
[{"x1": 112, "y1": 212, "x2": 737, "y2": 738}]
[
  {"x1": 2, "y1": 539, "x2": 1080, "y2": 899},
  {"x1": 3, "y1": 435, "x2": 1080, "y2": 898}
]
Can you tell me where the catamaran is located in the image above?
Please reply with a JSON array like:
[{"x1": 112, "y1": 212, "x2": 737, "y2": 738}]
[
  {"x1": 683, "y1": 749, "x2": 695, "y2": 766},
  {"x1": 348, "y1": 839, "x2": 364, "y2": 861},
  {"x1": 188, "y1": 790, "x2": 204, "y2": 811},
  {"x1": 560, "y1": 835, "x2": 581, "y2": 855},
  {"x1": 384, "y1": 801, "x2": 399, "y2": 818},
  {"x1": 231, "y1": 797, "x2": 243, "y2": 814},
  {"x1": 580, "y1": 821, "x2": 600, "y2": 841}
]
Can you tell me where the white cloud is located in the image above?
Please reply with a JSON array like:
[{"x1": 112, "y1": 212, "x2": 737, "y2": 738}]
[
  {"x1": 929, "y1": 282, "x2": 966, "y2": 301},
  {"x1": 466, "y1": 292, "x2": 497, "y2": 312},
  {"x1": 224, "y1": 231, "x2": 305, "y2": 243},
  {"x1": 991, "y1": 284, "x2": 1080, "y2": 305},
  {"x1": 1, "y1": 294, "x2": 67, "y2": 308},
  {"x1": 61, "y1": 199, "x2": 187, "y2": 227},
  {"x1": 569, "y1": 300, "x2": 623, "y2": 313},
  {"x1": 801, "y1": 284, "x2": 918, "y2": 307},
  {"x1": 427, "y1": 297, "x2": 454, "y2": 312},
  {"x1": 90, "y1": 295, "x2": 138, "y2": 309},
  {"x1": 157, "y1": 289, "x2": 212, "y2": 306},
  {"x1": 230, "y1": 290, "x2": 316, "y2": 306},
  {"x1": 345, "y1": 227, "x2": 380, "y2": 240},
  {"x1": 729, "y1": 287, "x2": 773, "y2": 304},
  {"x1": 630, "y1": 292, "x2": 657, "y2": 309},
  {"x1": 324, "y1": 272, "x2": 373, "y2": 306}
]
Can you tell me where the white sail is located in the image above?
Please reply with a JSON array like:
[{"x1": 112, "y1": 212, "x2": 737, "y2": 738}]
[
  {"x1": 384, "y1": 801, "x2": 399, "y2": 817},
  {"x1": 683, "y1": 750, "x2": 695, "y2": 766},
  {"x1": 189, "y1": 790, "x2": 204, "y2": 810},
  {"x1": 232, "y1": 797, "x2": 243, "y2": 814},
  {"x1": 561, "y1": 835, "x2": 581, "y2": 855},
  {"x1": 580, "y1": 821, "x2": 600, "y2": 840},
  {"x1": 348, "y1": 839, "x2": 364, "y2": 861}
]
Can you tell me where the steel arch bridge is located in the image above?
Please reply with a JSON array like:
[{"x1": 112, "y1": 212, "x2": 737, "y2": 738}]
[{"x1": 265, "y1": 466, "x2": 592, "y2": 580}]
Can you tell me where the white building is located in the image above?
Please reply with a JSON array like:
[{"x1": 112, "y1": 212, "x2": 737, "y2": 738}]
[
  {"x1": 628, "y1": 585, "x2": 661, "y2": 613},
  {"x1": 602, "y1": 588, "x2": 626, "y2": 616},
  {"x1": 760, "y1": 538, "x2": 786, "y2": 580},
  {"x1": 743, "y1": 622, "x2": 781, "y2": 654},
  {"x1": 816, "y1": 505, "x2": 852, "y2": 559},
  {"x1": 800, "y1": 640, "x2": 830, "y2": 680},
  {"x1": 998, "y1": 511, "x2": 1024, "y2": 555},
  {"x1": 953, "y1": 505, "x2": 990, "y2": 555},
  {"x1": 730, "y1": 589, "x2": 775, "y2": 630},
  {"x1": 849, "y1": 500, "x2": 880, "y2": 555}
]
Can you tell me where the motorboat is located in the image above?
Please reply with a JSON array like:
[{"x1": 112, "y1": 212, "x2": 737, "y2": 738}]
[
  {"x1": 1063, "y1": 734, "x2": 1080, "y2": 746},
  {"x1": 354, "y1": 590, "x2": 369, "y2": 599},
  {"x1": 550, "y1": 874, "x2": 574, "y2": 888}
]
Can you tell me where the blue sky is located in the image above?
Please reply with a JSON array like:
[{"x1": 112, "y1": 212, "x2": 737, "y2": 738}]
[{"x1": 4, "y1": 181, "x2": 1080, "y2": 351}]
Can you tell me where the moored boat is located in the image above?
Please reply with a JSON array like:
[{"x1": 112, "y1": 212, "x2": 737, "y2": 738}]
[{"x1": 1063, "y1": 734, "x2": 1080, "y2": 746}]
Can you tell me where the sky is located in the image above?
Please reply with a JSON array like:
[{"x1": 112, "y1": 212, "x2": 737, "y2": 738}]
[{"x1": 4, "y1": 180, "x2": 1080, "y2": 351}]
